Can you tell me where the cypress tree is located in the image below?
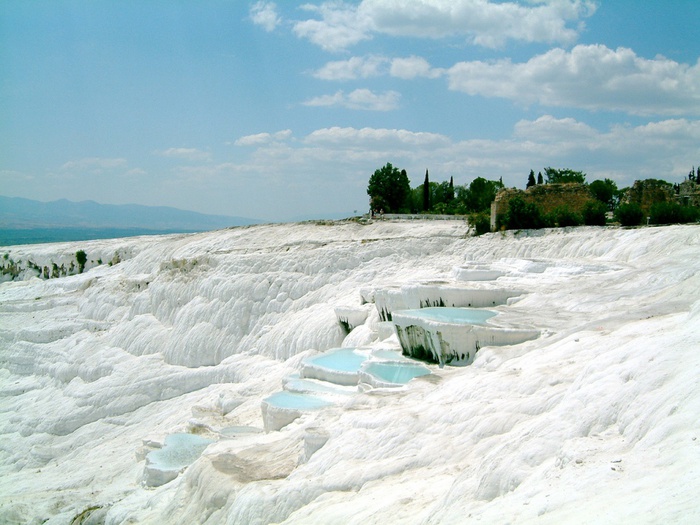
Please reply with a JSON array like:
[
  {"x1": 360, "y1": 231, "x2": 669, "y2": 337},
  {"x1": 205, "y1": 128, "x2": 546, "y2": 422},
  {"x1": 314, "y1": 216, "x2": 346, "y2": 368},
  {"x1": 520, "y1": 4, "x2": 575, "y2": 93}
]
[
  {"x1": 527, "y1": 170, "x2": 536, "y2": 188},
  {"x1": 537, "y1": 171, "x2": 543, "y2": 185},
  {"x1": 448, "y1": 176, "x2": 454, "y2": 201},
  {"x1": 423, "y1": 169, "x2": 430, "y2": 211}
]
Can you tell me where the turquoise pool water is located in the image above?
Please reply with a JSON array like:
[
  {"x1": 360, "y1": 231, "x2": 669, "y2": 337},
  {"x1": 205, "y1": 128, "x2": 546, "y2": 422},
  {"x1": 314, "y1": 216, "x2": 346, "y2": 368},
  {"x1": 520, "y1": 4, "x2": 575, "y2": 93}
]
[
  {"x1": 284, "y1": 377, "x2": 354, "y2": 395},
  {"x1": 371, "y1": 348, "x2": 407, "y2": 361},
  {"x1": 399, "y1": 307, "x2": 497, "y2": 324},
  {"x1": 364, "y1": 361, "x2": 430, "y2": 384},
  {"x1": 263, "y1": 391, "x2": 332, "y2": 410},
  {"x1": 306, "y1": 348, "x2": 368, "y2": 372},
  {"x1": 146, "y1": 433, "x2": 214, "y2": 471}
]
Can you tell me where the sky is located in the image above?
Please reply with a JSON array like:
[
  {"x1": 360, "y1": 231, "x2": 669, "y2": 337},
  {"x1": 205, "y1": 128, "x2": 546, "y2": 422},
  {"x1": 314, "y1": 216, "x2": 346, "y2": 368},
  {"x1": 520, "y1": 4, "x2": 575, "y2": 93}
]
[{"x1": 1, "y1": 1, "x2": 699, "y2": 222}]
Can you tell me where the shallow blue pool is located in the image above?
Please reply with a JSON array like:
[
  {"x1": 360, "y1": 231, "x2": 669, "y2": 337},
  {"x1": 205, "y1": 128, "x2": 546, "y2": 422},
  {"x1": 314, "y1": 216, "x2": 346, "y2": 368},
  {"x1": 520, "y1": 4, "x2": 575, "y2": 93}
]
[
  {"x1": 306, "y1": 348, "x2": 368, "y2": 372},
  {"x1": 284, "y1": 377, "x2": 354, "y2": 395},
  {"x1": 263, "y1": 391, "x2": 332, "y2": 410},
  {"x1": 371, "y1": 348, "x2": 407, "y2": 361},
  {"x1": 364, "y1": 361, "x2": 430, "y2": 384},
  {"x1": 399, "y1": 307, "x2": 497, "y2": 324},
  {"x1": 147, "y1": 433, "x2": 214, "y2": 471}
]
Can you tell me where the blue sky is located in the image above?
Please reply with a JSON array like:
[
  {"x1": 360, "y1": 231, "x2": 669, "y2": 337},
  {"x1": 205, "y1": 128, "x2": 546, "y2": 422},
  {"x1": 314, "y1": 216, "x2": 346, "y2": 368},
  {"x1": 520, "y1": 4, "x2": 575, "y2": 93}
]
[{"x1": 1, "y1": 1, "x2": 699, "y2": 222}]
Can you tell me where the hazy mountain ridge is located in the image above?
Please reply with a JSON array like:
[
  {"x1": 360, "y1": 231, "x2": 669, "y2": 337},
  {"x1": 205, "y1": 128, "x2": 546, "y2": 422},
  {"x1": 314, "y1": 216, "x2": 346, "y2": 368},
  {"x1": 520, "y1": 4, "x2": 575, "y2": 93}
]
[{"x1": 0, "y1": 195, "x2": 262, "y2": 231}]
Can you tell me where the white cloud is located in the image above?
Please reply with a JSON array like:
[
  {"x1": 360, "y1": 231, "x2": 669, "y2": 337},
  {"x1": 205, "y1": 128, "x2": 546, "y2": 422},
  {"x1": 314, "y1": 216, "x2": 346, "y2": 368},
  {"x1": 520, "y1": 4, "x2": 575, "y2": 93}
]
[
  {"x1": 293, "y1": 0, "x2": 595, "y2": 51},
  {"x1": 155, "y1": 148, "x2": 212, "y2": 162},
  {"x1": 390, "y1": 55, "x2": 443, "y2": 79},
  {"x1": 293, "y1": 3, "x2": 374, "y2": 52},
  {"x1": 303, "y1": 89, "x2": 401, "y2": 111},
  {"x1": 312, "y1": 54, "x2": 444, "y2": 81},
  {"x1": 513, "y1": 115, "x2": 598, "y2": 142},
  {"x1": 234, "y1": 130, "x2": 293, "y2": 146},
  {"x1": 447, "y1": 44, "x2": 700, "y2": 116},
  {"x1": 304, "y1": 127, "x2": 451, "y2": 148},
  {"x1": 313, "y1": 55, "x2": 388, "y2": 80},
  {"x1": 250, "y1": 1, "x2": 281, "y2": 32}
]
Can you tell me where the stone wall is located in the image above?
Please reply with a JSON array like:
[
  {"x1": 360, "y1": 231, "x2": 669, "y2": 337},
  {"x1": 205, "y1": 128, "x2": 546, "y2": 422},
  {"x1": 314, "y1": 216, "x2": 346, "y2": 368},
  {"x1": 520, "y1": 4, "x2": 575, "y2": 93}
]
[
  {"x1": 677, "y1": 180, "x2": 700, "y2": 207},
  {"x1": 621, "y1": 179, "x2": 675, "y2": 214},
  {"x1": 490, "y1": 183, "x2": 595, "y2": 230}
]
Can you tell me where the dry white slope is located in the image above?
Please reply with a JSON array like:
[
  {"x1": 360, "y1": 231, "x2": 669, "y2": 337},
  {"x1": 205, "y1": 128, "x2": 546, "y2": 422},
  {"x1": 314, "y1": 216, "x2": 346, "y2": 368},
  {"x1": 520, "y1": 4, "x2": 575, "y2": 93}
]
[{"x1": 0, "y1": 221, "x2": 698, "y2": 524}]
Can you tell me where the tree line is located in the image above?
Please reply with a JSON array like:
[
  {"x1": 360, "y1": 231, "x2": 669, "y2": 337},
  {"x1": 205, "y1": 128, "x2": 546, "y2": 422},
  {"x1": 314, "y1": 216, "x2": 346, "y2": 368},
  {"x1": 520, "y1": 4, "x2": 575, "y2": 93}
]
[
  {"x1": 367, "y1": 162, "x2": 699, "y2": 232},
  {"x1": 368, "y1": 162, "x2": 501, "y2": 211}
]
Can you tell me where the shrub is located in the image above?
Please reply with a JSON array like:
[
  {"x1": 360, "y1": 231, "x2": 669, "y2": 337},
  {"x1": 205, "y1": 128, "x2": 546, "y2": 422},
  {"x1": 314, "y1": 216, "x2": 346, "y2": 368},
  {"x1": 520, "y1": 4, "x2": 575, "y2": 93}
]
[
  {"x1": 615, "y1": 203, "x2": 644, "y2": 226},
  {"x1": 469, "y1": 212, "x2": 491, "y2": 235},
  {"x1": 550, "y1": 206, "x2": 582, "y2": 227},
  {"x1": 583, "y1": 200, "x2": 607, "y2": 226},
  {"x1": 504, "y1": 196, "x2": 546, "y2": 230},
  {"x1": 649, "y1": 202, "x2": 700, "y2": 225},
  {"x1": 76, "y1": 250, "x2": 87, "y2": 274}
]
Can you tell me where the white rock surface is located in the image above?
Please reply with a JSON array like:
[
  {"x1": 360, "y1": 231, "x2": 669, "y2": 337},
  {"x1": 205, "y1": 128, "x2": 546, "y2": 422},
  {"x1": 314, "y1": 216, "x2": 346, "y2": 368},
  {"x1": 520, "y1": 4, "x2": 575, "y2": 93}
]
[{"x1": 1, "y1": 221, "x2": 699, "y2": 524}]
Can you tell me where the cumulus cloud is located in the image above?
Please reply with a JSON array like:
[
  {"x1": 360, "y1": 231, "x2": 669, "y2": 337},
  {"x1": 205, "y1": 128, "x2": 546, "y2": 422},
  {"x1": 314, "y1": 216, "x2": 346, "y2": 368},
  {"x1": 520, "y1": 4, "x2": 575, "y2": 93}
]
[
  {"x1": 250, "y1": 1, "x2": 281, "y2": 32},
  {"x1": 293, "y1": 0, "x2": 595, "y2": 51},
  {"x1": 303, "y1": 89, "x2": 401, "y2": 111},
  {"x1": 312, "y1": 55, "x2": 388, "y2": 80},
  {"x1": 513, "y1": 115, "x2": 599, "y2": 142},
  {"x1": 312, "y1": 54, "x2": 445, "y2": 81},
  {"x1": 390, "y1": 55, "x2": 443, "y2": 79},
  {"x1": 154, "y1": 148, "x2": 212, "y2": 162},
  {"x1": 447, "y1": 44, "x2": 700, "y2": 116},
  {"x1": 364, "y1": 0, "x2": 595, "y2": 47},
  {"x1": 304, "y1": 126, "x2": 451, "y2": 148},
  {"x1": 293, "y1": 3, "x2": 374, "y2": 52},
  {"x1": 234, "y1": 130, "x2": 293, "y2": 146}
]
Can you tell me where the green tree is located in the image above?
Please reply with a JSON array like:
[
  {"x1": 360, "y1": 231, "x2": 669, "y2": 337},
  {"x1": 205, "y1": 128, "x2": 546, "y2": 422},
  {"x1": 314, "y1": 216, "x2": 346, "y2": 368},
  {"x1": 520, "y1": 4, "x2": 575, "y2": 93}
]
[
  {"x1": 615, "y1": 203, "x2": 644, "y2": 226},
  {"x1": 432, "y1": 181, "x2": 454, "y2": 210},
  {"x1": 526, "y1": 170, "x2": 536, "y2": 189},
  {"x1": 367, "y1": 163, "x2": 411, "y2": 213},
  {"x1": 406, "y1": 185, "x2": 423, "y2": 213},
  {"x1": 544, "y1": 167, "x2": 587, "y2": 184},
  {"x1": 464, "y1": 177, "x2": 504, "y2": 213},
  {"x1": 537, "y1": 171, "x2": 544, "y2": 185},
  {"x1": 589, "y1": 178, "x2": 618, "y2": 210},
  {"x1": 582, "y1": 201, "x2": 607, "y2": 226}
]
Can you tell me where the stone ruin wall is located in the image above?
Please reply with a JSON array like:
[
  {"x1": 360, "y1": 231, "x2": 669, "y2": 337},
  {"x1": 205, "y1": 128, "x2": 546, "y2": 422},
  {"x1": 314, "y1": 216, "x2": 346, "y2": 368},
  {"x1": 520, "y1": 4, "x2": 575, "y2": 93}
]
[
  {"x1": 676, "y1": 180, "x2": 700, "y2": 207},
  {"x1": 620, "y1": 179, "x2": 675, "y2": 214},
  {"x1": 490, "y1": 183, "x2": 595, "y2": 230},
  {"x1": 620, "y1": 179, "x2": 700, "y2": 213}
]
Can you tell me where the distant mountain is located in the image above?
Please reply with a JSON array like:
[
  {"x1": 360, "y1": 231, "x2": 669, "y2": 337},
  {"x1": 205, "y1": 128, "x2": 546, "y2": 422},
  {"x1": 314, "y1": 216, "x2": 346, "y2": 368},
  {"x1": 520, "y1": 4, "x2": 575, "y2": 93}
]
[{"x1": 0, "y1": 196, "x2": 263, "y2": 245}]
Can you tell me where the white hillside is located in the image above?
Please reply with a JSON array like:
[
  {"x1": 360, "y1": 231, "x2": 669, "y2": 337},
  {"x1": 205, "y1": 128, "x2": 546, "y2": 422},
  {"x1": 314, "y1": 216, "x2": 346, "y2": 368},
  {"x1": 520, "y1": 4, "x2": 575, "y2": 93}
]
[{"x1": 0, "y1": 221, "x2": 698, "y2": 524}]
